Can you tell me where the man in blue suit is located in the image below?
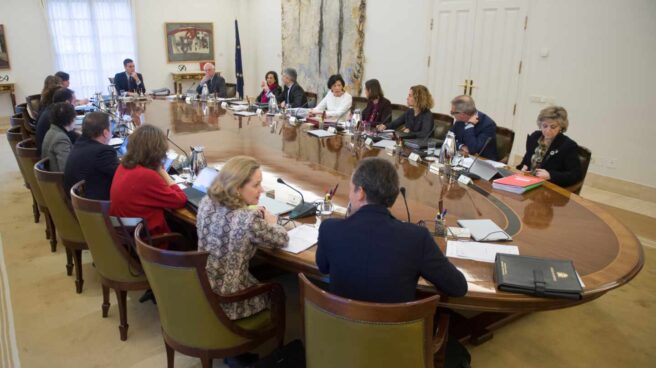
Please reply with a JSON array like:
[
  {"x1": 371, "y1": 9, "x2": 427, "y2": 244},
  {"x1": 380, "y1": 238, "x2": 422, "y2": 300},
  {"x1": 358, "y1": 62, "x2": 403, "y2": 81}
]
[
  {"x1": 114, "y1": 58, "x2": 145, "y2": 95},
  {"x1": 449, "y1": 95, "x2": 498, "y2": 160},
  {"x1": 316, "y1": 158, "x2": 468, "y2": 303}
]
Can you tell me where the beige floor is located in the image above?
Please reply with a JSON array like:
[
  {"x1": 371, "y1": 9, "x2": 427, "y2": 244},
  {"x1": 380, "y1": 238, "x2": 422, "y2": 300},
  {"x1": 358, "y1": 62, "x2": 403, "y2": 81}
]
[{"x1": 1, "y1": 136, "x2": 655, "y2": 367}]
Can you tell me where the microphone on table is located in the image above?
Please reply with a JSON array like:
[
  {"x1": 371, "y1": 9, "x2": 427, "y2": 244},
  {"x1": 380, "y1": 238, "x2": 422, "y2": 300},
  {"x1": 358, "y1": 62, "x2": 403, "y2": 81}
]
[
  {"x1": 186, "y1": 81, "x2": 197, "y2": 95},
  {"x1": 166, "y1": 129, "x2": 191, "y2": 171},
  {"x1": 461, "y1": 136, "x2": 492, "y2": 180},
  {"x1": 277, "y1": 177, "x2": 317, "y2": 219},
  {"x1": 399, "y1": 187, "x2": 411, "y2": 223}
]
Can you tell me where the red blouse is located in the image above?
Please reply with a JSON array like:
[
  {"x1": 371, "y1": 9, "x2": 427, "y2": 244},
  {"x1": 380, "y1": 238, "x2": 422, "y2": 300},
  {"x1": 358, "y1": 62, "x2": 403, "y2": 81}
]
[{"x1": 110, "y1": 165, "x2": 187, "y2": 235}]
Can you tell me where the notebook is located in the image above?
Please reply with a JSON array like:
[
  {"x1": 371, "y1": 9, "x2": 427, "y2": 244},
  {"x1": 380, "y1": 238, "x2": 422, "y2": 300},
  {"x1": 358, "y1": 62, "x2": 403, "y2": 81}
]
[{"x1": 456, "y1": 219, "x2": 512, "y2": 241}]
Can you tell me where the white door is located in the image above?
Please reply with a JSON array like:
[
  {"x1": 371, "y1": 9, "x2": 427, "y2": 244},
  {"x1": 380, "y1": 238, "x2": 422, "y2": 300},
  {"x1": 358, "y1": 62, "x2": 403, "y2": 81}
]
[{"x1": 428, "y1": 0, "x2": 527, "y2": 127}]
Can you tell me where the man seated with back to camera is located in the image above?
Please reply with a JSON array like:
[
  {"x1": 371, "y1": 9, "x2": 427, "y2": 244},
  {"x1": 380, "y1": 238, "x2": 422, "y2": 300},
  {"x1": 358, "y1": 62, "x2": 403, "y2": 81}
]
[
  {"x1": 449, "y1": 95, "x2": 498, "y2": 160},
  {"x1": 316, "y1": 157, "x2": 468, "y2": 303},
  {"x1": 64, "y1": 112, "x2": 119, "y2": 200}
]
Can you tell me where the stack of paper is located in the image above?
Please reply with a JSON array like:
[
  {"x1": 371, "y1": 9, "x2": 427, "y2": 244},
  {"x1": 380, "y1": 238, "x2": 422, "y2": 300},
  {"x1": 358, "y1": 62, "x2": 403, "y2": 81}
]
[
  {"x1": 307, "y1": 129, "x2": 336, "y2": 138},
  {"x1": 446, "y1": 240, "x2": 519, "y2": 263},
  {"x1": 283, "y1": 225, "x2": 319, "y2": 254},
  {"x1": 373, "y1": 139, "x2": 396, "y2": 149}
]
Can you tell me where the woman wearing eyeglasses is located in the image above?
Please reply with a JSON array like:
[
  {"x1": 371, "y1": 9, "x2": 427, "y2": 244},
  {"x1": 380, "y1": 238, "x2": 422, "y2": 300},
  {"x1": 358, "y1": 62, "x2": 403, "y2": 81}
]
[{"x1": 517, "y1": 106, "x2": 582, "y2": 187}]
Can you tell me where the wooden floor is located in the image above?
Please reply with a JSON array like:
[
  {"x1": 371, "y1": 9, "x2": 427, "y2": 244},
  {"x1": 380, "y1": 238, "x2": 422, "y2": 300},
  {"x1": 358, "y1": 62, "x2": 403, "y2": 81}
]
[{"x1": 0, "y1": 135, "x2": 654, "y2": 367}]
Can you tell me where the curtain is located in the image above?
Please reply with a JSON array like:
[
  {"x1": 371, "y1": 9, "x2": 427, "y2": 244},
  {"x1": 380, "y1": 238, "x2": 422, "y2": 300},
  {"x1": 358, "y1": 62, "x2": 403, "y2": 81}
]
[{"x1": 45, "y1": 0, "x2": 137, "y2": 98}]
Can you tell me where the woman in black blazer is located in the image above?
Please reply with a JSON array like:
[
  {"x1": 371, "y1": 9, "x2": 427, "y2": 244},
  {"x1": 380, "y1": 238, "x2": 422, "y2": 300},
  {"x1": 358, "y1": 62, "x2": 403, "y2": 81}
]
[
  {"x1": 361, "y1": 79, "x2": 392, "y2": 124},
  {"x1": 375, "y1": 85, "x2": 434, "y2": 139},
  {"x1": 256, "y1": 71, "x2": 283, "y2": 104},
  {"x1": 517, "y1": 106, "x2": 582, "y2": 187}
]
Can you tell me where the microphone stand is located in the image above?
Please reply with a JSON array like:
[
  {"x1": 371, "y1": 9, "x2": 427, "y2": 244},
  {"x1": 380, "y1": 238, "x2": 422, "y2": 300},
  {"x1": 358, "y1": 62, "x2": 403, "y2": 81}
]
[
  {"x1": 399, "y1": 187, "x2": 411, "y2": 223},
  {"x1": 166, "y1": 129, "x2": 191, "y2": 170},
  {"x1": 277, "y1": 178, "x2": 316, "y2": 219}
]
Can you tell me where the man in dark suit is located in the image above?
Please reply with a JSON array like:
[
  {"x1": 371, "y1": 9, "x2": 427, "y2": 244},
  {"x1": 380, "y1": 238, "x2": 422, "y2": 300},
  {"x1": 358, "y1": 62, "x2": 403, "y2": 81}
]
[
  {"x1": 316, "y1": 158, "x2": 468, "y2": 303},
  {"x1": 114, "y1": 58, "x2": 145, "y2": 95},
  {"x1": 64, "y1": 112, "x2": 119, "y2": 200},
  {"x1": 280, "y1": 68, "x2": 307, "y2": 108},
  {"x1": 195, "y1": 62, "x2": 227, "y2": 97},
  {"x1": 449, "y1": 95, "x2": 498, "y2": 161}
]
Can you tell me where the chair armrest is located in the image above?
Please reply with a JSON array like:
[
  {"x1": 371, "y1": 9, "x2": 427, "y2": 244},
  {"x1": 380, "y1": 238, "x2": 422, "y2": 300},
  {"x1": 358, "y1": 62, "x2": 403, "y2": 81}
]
[
  {"x1": 564, "y1": 181, "x2": 583, "y2": 195},
  {"x1": 218, "y1": 282, "x2": 286, "y2": 337},
  {"x1": 150, "y1": 233, "x2": 192, "y2": 251},
  {"x1": 218, "y1": 281, "x2": 283, "y2": 303}
]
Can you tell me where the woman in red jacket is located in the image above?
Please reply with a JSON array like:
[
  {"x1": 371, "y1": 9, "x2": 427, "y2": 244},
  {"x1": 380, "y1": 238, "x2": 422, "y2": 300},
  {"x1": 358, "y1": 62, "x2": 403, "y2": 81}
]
[{"x1": 110, "y1": 124, "x2": 187, "y2": 235}]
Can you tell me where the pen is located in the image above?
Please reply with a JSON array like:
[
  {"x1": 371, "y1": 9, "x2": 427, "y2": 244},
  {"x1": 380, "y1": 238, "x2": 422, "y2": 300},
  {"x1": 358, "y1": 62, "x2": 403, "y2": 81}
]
[{"x1": 331, "y1": 183, "x2": 339, "y2": 197}]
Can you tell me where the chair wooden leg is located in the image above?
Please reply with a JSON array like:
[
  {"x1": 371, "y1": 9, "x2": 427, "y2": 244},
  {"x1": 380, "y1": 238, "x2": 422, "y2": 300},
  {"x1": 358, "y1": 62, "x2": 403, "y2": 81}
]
[
  {"x1": 200, "y1": 358, "x2": 212, "y2": 368},
  {"x1": 115, "y1": 289, "x2": 128, "y2": 341},
  {"x1": 31, "y1": 194, "x2": 40, "y2": 223},
  {"x1": 73, "y1": 250, "x2": 84, "y2": 293},
  {"x1": 46, "y1": 212, "x2": 57, "y2": 252},
  {"x1": 165, "y1": 341, "x2": 175, "y2": 368},
  {"x1": 102, "y1": 285, "x2": 110, "y2": 318},
  {"x1": 65, "y1": 248, "x2": 73, "y2": 276}
]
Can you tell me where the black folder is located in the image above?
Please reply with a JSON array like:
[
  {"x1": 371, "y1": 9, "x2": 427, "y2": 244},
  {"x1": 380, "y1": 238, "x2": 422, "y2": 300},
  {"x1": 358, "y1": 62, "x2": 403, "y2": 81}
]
[{"x1": 494, "y1": 254, "x2": 583, "y2": 300}]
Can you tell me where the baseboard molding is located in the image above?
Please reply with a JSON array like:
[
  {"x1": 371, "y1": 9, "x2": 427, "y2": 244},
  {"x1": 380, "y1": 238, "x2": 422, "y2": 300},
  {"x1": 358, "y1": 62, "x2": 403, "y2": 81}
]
[{"x1": 510, "y1": 154, "x2": 656, "y2": 204}]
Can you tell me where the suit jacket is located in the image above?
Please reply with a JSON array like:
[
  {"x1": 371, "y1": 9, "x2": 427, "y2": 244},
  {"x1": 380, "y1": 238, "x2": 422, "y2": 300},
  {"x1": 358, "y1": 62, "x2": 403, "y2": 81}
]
[
  {"x1": 316, "y1": 204, "x2": 468, "y2": 303},
  {"x1": 449, "y1": 111, "x2": 498, "y2": 160},
  {"x1": 517, "y1": 131, "x2": 582, "y2": 187},
  {"x1": 64, "y1": 136, "x2": 119, "y2": 200},
  {"x1": 282, "y1": 83, "x2": 308, "y2": 108},
  {"x1": 42, "y1": 125, "x2": 72, "y2": 172},
  {"x1": 114, "y1": 72, "x2": 145, "y2": 94},
  {"x1": 36, "y1": 106, "x2": 79, "y2": 155},
  {"x1": 362, "y1": 97, "x2": 392, "y2": 124},
  {"x1": 196, "y1": 74, "x2": 227, "y2": 97},
  {"x1": 386, "y1": 109, "x2": 434, "y2": 138}
]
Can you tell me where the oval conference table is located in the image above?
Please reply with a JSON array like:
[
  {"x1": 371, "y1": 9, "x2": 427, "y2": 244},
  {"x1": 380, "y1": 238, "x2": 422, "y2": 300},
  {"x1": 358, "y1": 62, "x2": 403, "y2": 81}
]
[{"x1": 128, "y1": 98, "x2": 644, "y2": 342}]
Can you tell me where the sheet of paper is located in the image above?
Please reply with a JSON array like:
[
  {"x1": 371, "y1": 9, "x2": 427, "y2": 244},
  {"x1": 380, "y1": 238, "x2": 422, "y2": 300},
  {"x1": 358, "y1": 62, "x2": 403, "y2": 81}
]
[
  {"x1": 283, "y1": 225, "x2": 319, "y2": 254},
  {"x1": 460, "y1": 157, "x2": 507, "y2": 169},
  {"x1": 307, "y1": 129, "x2": 336, "y2": 138},
  {"x1": 258, "y1": 194, "x2": 295, "y2": 216},
  {"x1": 192, "y1": 167, "x2": 219, "y2": 193},
  {"x1": 233, "y1": 111, "x2": 257, "y2": 116},
  {"x1": 447, "y1": 227, "x2": 471, "y2": 238},
  {"x1": 446, "y1": 240, "x2": 519, "y2": 263},
  {"x1": 372, "y1": 139, "x2": 397, "y2": 149}
]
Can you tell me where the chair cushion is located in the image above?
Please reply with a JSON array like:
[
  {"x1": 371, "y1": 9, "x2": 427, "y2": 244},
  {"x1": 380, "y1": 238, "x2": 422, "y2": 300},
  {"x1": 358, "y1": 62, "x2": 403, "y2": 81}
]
[{"x1": 235, "y1": 309, "x2": 273, "y2": 332}]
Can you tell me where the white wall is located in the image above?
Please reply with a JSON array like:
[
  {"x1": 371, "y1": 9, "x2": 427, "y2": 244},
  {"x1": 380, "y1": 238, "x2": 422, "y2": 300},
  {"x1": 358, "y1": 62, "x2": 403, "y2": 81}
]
[
  {"x1": 133, "y1": 0, "x2": 238, "y2": 93},
  {"x1": 514, "y1": 0, "x2": 656, "y2": 187},
  {"x1": 0, "y1": 0, "x2": 54, "y2": 117}
]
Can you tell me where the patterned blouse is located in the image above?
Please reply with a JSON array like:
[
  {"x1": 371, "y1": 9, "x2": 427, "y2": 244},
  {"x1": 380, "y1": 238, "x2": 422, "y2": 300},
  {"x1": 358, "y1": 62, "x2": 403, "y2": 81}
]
[{"x1": 196, "y1": 197, "x2": 289, "y2": 320}]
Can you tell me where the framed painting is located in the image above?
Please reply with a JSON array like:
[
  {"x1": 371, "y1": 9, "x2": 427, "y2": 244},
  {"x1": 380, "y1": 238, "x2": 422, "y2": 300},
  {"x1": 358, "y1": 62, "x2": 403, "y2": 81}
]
[
  {"x1": 165, "y1": 22, "x2": 214, "y2": 63},
  {"x1": 0, "y1": 25, "x2": 10, "y2": 69}
]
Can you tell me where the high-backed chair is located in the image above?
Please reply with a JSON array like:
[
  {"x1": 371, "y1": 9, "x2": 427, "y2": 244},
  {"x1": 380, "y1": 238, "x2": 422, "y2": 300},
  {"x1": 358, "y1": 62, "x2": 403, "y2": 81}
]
[
  {"x1": 34, "y1": 158, "x2": 88, "y2": 293},
  {"x1": 305, "y1": 92, "x2": 318, "y2": 108},
  {"x1": 7, "y1": 128, "x2": 40, "y2": 222},
  {"x1": 565, "y1": 145, "x2": 592, "y2": 195},
  {"x1": 70, "y1": 181, "x2": 149, "y2": 340},
  {"x1": 390, "y1": 103, "x2": 408, "y2": 122},
  {"x1": 15, "y1": 139, "x2": 56, "y2": 249},
  {"x1": 25, "y1": 94, "x2": 41, "y2": 122},
  {"x1": 226, "y1": 83, "x2": 237, "y2": 98},
  {"x1": 15, "y1": 102, "x2": 27, "y2": 116},
  {"x1": 495, "y1": 126, "x2": 515, "y2": 164},
  {"x1": 9, "y1": 113, "x2": 24, "y2": 128},
  {"x1": 432, "y1": 113, "x2": 454, "y2": 142},
  {"x1": 134, "y1": 223, "x2": 285, "y2": 368},
  {"x1": 299, "y1": 273, "x2": 448, "y2": 368},
  {"x1": 351, "y1": 96, "x2": 368, "y2": 113}
]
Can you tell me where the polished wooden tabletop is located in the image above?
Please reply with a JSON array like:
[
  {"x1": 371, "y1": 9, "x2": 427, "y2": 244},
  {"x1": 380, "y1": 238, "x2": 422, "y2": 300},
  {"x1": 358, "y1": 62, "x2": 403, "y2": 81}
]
[{"x1": 136, "y1": 98, "x2": 644, "y2": 313}]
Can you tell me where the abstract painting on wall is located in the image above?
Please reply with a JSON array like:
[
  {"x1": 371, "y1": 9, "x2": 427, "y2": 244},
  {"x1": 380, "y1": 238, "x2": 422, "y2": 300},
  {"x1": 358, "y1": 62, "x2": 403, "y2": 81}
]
[
  {"x1": 165, "y1": 22, "x2": 215, "y2": 63},
  {"x1": 281, "y1": 0, "x2": 366, "y2": 97},
  {"x1": 0, "y1": 25, "x2": 10, "y2": 69}
]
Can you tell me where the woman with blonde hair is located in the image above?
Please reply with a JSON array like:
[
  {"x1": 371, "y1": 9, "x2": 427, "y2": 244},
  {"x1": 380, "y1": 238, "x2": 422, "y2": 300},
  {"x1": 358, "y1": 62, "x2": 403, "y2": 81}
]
[
  {"x1": 376, "y1": 85, "x2": 434, "y2": 138},
  {"x1": 110, "y1": 124, "x2": 187, "y2": 236},
  {"x1": 517, "y1": 106, "x2": 582, "y2": 187},
  {"x1": 196, "y1": 156, "x2": 288, "y2": 321}
]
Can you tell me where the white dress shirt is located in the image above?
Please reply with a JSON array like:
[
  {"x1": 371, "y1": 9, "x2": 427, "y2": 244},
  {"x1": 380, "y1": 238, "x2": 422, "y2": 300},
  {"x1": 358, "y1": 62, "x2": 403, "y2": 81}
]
[{"x1": 313, "y1": 91, "x2": 353, "y2": 119}]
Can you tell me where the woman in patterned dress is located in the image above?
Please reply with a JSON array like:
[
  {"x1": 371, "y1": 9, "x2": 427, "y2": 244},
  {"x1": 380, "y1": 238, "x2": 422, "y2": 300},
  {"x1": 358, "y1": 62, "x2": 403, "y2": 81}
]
[{"x1": 196, "y1": 156, "x2": 288, "y2": 320}]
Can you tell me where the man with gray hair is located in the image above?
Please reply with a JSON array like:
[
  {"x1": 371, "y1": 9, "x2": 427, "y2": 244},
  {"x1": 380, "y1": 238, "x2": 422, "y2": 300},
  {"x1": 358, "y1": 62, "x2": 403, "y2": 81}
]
[
  {"x1": 196, "y1": 63, "x2": 227, "y2": 97},
  {"x1": 280, "y1": 67, "x2": 307, "y2": 108},
  {"x1": 316, "y1": 157, "x2": 467, "y2": 303},
  {"x1": 449, "y1": 95, "x2": 498, "y2": 160}
]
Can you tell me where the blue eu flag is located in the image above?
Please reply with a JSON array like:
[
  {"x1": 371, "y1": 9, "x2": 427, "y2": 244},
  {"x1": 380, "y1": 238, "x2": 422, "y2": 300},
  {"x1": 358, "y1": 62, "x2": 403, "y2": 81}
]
[{"x1": 235, "y1": 20, "x2": 244, "y2": 99}]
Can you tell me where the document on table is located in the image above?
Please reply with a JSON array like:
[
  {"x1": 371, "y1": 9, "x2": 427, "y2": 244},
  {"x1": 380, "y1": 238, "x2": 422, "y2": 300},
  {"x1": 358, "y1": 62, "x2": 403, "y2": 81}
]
[
  {"x1": 460, "y1": 157, "x2": 507, "y2": 169},
  {"x1": 233, "y1": 111, "x2": 257, "y2": 116},
  {"x1": 446, "y1": 240, "x2": 519, "y2": 263},
  {"x1": 373, "y1": 139, "x2": 397, "y2": 149},
  {"x1": 307, "y1": 129, "x2": 336, "y2": 138},
  {"x1": 258, "y1": 194, "x2": 294, "y2": 216},
  {"x1": 283, "y1": 225, "x2": 319, "y2": 254}
]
